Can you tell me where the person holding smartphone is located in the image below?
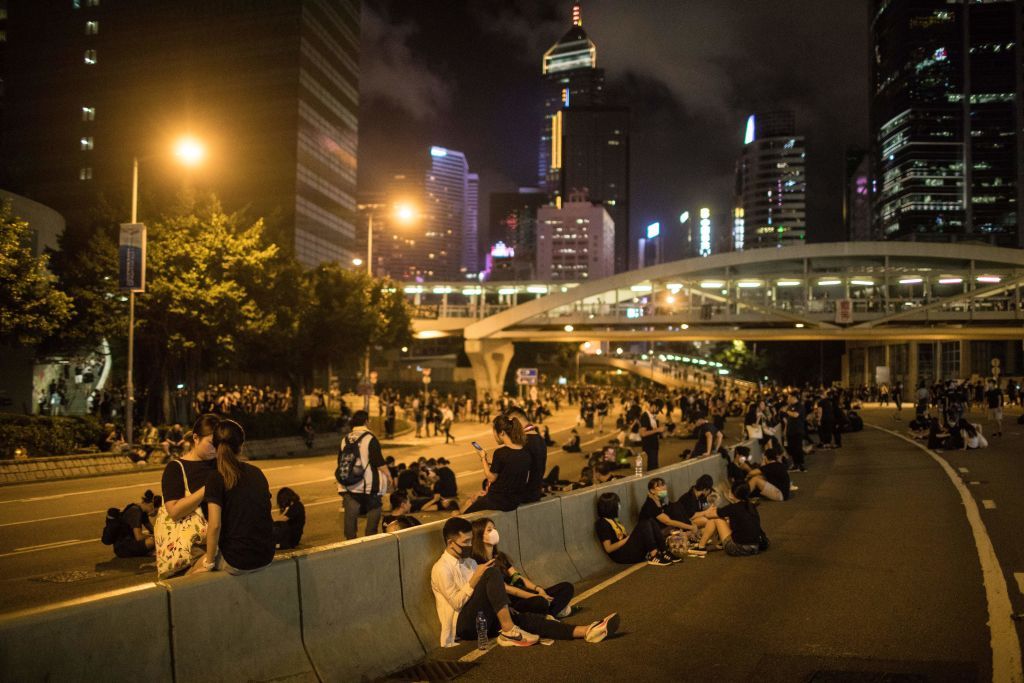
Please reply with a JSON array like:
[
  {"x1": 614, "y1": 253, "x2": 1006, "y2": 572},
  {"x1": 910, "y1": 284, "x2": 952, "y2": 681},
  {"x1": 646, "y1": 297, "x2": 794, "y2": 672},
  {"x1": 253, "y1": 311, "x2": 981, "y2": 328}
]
[{"x1": 461, "y1": 415, "x2": 531, "y2": 513}]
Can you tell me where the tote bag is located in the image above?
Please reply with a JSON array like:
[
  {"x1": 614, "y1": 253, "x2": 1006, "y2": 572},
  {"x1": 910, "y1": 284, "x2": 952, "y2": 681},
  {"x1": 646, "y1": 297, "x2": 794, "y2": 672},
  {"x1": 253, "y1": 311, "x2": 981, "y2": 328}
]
[{"x1": 154, "y1": 460, "x2": 208, "y2": 579}]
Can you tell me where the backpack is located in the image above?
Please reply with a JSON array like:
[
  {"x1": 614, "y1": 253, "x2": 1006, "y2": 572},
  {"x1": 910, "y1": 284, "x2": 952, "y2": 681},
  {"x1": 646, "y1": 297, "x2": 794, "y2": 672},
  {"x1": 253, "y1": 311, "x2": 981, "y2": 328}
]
[
  {"x1": 101, "y1": 505, "x2": 132, "y2": 545},
  {"x1": 335, "y1": 432, "x2": 371, "y2": 487}
]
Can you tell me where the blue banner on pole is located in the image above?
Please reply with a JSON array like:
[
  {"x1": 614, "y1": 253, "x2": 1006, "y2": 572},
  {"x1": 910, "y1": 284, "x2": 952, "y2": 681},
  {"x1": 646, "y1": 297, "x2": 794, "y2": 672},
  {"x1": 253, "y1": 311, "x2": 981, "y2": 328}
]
[{"x1": 119, "y1": 223, "x2": 146, "y2": 291}]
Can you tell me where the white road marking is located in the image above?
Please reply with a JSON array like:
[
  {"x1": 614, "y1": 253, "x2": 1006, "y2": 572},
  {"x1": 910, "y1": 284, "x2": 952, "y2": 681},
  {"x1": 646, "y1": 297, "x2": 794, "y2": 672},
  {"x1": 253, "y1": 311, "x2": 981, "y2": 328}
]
[
  {"x1": 969, "y1": 481, "x2": 981, "y2": 486},
  {"x1": 1016, "y1": 573, "x2": 1024, "y2": 596},
  {"x1": 0, "y1": 539, "x2": 95, "y2": 559},
  {"x1": 958, "y1": 467, "x2": 969, "y2": 474},
  {"x1": 868, "y1": 424, "x2": 1023, "y2": 683},
  {"x1": 982, "y1": 500, "x2": 997, "y2": 510},
  {"x1": 0, "y1": 509, "x2": 105, "y2": 528},
  {"x1": 0, "y1": 480, "x2": 161, "y2": 504}
]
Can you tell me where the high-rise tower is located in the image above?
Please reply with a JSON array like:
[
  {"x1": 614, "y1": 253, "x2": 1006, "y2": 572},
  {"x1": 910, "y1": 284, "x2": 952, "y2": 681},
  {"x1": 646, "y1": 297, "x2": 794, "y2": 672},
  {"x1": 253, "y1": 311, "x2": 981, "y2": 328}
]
[{"x1": 541, "y1": 3, "x2": 630, "y2": 273}]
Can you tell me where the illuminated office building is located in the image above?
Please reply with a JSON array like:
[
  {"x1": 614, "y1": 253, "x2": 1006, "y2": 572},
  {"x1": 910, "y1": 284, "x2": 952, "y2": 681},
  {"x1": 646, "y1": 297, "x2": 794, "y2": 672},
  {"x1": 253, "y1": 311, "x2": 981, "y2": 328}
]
[
  {"x1": 536, "y1": 194, "x2": 614, "y2": 281},
  {"x1": 871, "y1": 0, "x2": 1020, "y2": 245},
  {"x1": 541, "y1": 2, "x2": 630, "y2": 273},
  {"x1": 0, "y1": 0, "x2": 360, "y2": 267},
  {"x1": 464, "y1": 172, "x2": 479, "y2": 274},
  {"x1": 733, "y1": 111, "x2": 807, "y2": 249},
  {"x1": 424, "y1": 146, "x2": 476, "y2": 280},
  {"x1": 487, "y1": 188, "x2": 547, "y2": 280}
]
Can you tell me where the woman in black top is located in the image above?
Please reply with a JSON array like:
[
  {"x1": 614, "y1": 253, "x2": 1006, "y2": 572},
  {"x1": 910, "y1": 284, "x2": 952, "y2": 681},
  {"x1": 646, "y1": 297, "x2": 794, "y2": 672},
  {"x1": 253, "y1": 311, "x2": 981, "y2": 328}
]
[
  {"x1": 701, "y1": 483, "x2": 765, "y2": 557},
  {"x1": 462, "y1": 415, "x2": 532, "y2": 513},
  {"x1": 191, "y1": 419, "x2": 274, "y2": 575},
  {"x1": 161, "y1": 414, "x2": 220, "y2": 523},
  {"x1": 272, "y1": 487, "x2": 305, "y2": 550},
  {"x1": 594, "y1": 492, "x2": 676, "y2": 566}
]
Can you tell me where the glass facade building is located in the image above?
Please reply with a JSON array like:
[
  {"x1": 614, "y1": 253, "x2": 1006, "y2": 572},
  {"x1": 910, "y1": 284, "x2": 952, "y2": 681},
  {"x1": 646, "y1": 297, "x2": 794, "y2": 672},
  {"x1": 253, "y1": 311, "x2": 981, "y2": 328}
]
[{"x1": 871, "y1": 0, "x2": 1021, "y2": 246}]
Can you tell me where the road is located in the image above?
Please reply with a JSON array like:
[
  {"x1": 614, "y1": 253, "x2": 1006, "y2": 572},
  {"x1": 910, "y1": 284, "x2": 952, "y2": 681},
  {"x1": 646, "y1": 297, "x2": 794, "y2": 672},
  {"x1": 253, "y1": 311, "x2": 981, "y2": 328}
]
[
  {"x1": 0, "y1": 407, "x2": 696, "y2": 614},
  {"x1": 433, "y1": 406, "x2": 1023, "y2": 682}
]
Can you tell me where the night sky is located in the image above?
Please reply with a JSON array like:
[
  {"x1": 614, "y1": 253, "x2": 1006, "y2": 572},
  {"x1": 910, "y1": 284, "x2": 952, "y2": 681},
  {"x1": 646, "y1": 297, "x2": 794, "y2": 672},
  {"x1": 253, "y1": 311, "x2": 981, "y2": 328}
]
[{"x1": 359, "y1": 1, "x2": 871, "y2": 260}]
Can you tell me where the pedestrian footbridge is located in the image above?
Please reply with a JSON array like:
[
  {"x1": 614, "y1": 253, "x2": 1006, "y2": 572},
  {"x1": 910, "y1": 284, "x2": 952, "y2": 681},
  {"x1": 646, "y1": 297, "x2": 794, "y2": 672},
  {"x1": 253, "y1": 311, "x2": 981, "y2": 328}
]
[{"x1": 403, "y1": 242, "x2": 1024, "y2": 396}]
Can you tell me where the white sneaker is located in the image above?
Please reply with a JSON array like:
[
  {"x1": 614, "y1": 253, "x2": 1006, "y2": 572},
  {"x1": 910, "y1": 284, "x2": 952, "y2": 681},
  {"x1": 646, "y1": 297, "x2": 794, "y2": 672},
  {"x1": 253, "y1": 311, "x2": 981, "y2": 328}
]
[
  {"x1": 497, "y1": 626, "x2": 539, "y2": 647},
  {"x1": 585, "y1": 613, "x2": 620, "y2": 643},
  {"x1": 556, "y1": 605, "x2": 573, "y2": 619}
]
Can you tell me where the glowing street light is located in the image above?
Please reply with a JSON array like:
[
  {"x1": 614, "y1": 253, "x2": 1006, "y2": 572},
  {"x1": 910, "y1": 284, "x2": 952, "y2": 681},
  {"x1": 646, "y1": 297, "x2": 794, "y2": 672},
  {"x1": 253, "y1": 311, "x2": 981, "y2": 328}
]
[
  {"x1": 174, "y1": 136, "x2": 205, "y2": 166},
  {"x1": 352, "y1": 258, "x2": 363, "y2": 267}
]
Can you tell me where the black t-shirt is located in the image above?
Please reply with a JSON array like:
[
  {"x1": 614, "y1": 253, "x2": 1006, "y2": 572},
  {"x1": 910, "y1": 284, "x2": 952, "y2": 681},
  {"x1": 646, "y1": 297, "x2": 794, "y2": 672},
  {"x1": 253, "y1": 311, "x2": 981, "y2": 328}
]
[
  {"x1": 488, "y1": 446, "x2": 530, "y2": 497},
  {"x1": 718, "y1": 502, "x2": 762, "y2": 545},
  {"x1": 785, "y1": 404, "x2": 806, "y2": 436},
  {"x1": 639, "y1": 412, "x2": 660, "y2": 451},
  {"x1": 120, "y1": 504, "x2": 152, "y2": 537},
  {"x1": 727, "y1": 460, "x2": 746, "y2": 484},
  {"x1": 986, "y1": 388, "x2": 1003, "y2": 409},
  {"x1": 434, "y1": 466, "x2": 458, "y2": 498},
  {"x1": 594, "y1": 517, "x2": 626, "y2": 545},
  {"x1": 677, "y1": 489, "x2": 705, "y2": 520},
  {"x1": 691, "y1": 423, "x2": 718, "y2": 456},
  {"x1": 161, "y1": 458, "x2": 218, "y2": 515},
  {"x1": 638, "y1": 496, "x2": 667, "y2": 524},
  {"x1": 522, "y1": 430, "x2": 548, "y2": 501},
  {"x1": 818, "y1": 398, "x2": 834, "y2": 423},
  {"x1": 759, "y1": 461, "x2": 791, "y2": 500},
  {"x1": 204, "y1": 462, "x2": 274, "y2": 571},
  {"x1": 283, "y1": 501, "x2": 305, "y2": 547},
  {"x1": 396, "y1": 469, "x2": 420, "y2": 492}
]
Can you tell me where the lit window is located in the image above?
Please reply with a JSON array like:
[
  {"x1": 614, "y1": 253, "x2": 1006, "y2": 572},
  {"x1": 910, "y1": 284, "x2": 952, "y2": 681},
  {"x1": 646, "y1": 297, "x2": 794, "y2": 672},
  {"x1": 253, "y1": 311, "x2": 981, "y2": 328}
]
[
  {"x1": 84, "y1": 49, "x2": 97, "y2": 65},
  {"x1": 81, "y1": 136, "x2": 94, "y2": 151},
  {"x1": 85, "y1": 21, "x2": 98, "y2": 35},
  {"x1": 86, "y1": 0, "x2": 99, "y2": 6},
  {"x1": 79, "y1": 167, "x2": 93, "y2": 180},
  {"x1": 82, "y1": 106, "x2": 96, "y2": 121}
]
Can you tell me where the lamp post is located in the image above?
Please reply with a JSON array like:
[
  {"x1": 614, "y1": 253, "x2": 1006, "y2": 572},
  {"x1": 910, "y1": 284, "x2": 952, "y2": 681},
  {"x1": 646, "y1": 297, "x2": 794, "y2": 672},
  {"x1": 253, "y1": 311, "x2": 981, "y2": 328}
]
[{"x1": 124, "y1": 137, "x2": 205, "y2": 445}]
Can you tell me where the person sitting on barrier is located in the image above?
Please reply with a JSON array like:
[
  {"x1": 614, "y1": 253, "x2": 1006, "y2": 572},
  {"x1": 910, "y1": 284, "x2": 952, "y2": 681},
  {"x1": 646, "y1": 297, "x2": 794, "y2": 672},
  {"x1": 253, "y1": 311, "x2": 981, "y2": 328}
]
[
  {"x1": 595, "y1": 492, "x2": 677, "y2": 566},
  {"x1": 431, "y1": 517, "x2": 619, "y2": 649},
  {"x1": 108, "y1": 489, "x2": 161, "y2": 558},
  {"x1": 739, "y1": 447, "x2": 791, "y2": 502},
  {"x1": 471, "y1": 518, "x2": 576, "y2": 619},
  {"x1": 461, "y1": 415, "x2": 532, "y2": 514},
  {"x1": 161, "y1": 414, "x2": 221, "y2": 524},
  {"x1": 701, "y1": 482, "x2": 767, "y2": 557},
  {"x1": 564, "y1": 428, "x2": 583, "y2": 453},
  {"x1": 191, "y1": 420, "x2": 274, "y2": 575},
  {"x1": 161, "y1": 423, "x2": 187, "y2": 460},
  {"x1": 687, "y1": 413, "x2": 722, "y2": 460},
  {"x1": 272, "y1": 487, "x2": 305, "y2": 551},
  {"x1": 639, "y1": 478, "x2": 708, "y2": 558},
  {"x1": 505, "y1": 406, "x2": 547, "y2": 504}
]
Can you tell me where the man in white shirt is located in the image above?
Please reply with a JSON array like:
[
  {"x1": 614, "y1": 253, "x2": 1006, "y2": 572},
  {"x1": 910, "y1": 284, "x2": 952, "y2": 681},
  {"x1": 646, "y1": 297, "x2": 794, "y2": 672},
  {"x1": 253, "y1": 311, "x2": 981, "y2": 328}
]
[{"x1": 430, "y1": 517, "x2": 620, "y2": 649}]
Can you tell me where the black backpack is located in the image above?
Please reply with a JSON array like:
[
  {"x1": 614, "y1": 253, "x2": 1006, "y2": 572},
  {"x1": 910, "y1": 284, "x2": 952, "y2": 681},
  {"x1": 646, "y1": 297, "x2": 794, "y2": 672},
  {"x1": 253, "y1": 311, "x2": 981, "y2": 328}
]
[
  {"x1": 335, "y1": 432, "x2": 371, "y2": 487},
  {"x1": 101, "y1": 505, "x2": 132, "y2": 545}
]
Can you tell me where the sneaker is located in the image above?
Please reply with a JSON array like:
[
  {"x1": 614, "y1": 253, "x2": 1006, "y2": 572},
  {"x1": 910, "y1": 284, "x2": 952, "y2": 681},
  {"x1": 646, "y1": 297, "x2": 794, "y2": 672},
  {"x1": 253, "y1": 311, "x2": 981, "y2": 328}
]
[
  {"x1": 687, "y1": 546, "x2": 707, "y2": 558},
  {"x1": 789, "y1": 484, "x2": 800, "y2": 492},
  {"x1": 497, "y1": 626, "x2": 539, "y2": 647},
  {"x1": 556, "y1": 605, "x2": 573, "y2": 619},
  {"x1": 585, "y1": 613, "x2": 620, "y2": 643},
  {"x1": 665, "y1": 551, "x2": 683, "y2": 564},
  {"x1": 647, "y1": 553, "x2": 673, "y2": 567}
]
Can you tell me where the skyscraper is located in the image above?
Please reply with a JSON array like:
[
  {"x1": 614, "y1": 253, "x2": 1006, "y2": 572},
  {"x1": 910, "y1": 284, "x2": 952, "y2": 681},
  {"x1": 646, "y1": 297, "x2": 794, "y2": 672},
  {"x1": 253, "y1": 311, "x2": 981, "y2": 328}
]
[
  {"x1": 487, "y1": 188, "x2": 547, "y2": 280},
  {"x1": 424, "y1": 146, "x2": 476, "y2": 280},
  {"x1": 0, "y1": 0, "x2": 360, "y2": 267},
  {"x1": 734, "y1": 111, "x2": 807, "y2": 249},
  {"x1": 536, "y1": 194, "x2": 615, "y2": 281},
  {"x1": 845, "y1": 147, "x2": 872, "y2": 242},
  {"x1": 871, "y1": 0, "x2": 1020, "y2": 245},
  {"x1": 463, "y1": 173, "x2": 479, "y2": 274},
  {"x1": 541, "y1": 3, "x2": 630, "y2": 273}
]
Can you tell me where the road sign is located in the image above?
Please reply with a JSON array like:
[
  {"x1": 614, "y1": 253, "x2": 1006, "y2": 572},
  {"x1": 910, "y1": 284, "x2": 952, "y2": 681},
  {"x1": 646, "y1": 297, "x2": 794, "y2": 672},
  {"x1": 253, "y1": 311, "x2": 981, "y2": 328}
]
[
  {"x1": 118, "y1": 223, "x2": 147, "y2": 291},
  {"x1": 835, "y1": 298, "x2": 853, "y2": 324},
  {"x1": 515, "y1": 368, "x2": 538, "y2": 386}
]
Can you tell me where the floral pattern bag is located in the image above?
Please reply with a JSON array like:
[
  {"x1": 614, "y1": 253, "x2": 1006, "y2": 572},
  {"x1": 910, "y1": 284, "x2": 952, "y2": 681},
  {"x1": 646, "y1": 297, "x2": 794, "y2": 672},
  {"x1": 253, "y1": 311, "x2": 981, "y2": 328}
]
[{"x1": 154, "y1": 460, "x2": 207, "y2": 579}]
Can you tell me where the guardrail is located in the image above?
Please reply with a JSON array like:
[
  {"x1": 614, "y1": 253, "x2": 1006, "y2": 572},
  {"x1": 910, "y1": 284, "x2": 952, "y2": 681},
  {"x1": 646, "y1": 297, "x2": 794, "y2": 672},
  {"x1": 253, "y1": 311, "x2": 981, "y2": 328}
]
[{"x1": 0, "y1": 449, "x2": 735, "y2": 682}]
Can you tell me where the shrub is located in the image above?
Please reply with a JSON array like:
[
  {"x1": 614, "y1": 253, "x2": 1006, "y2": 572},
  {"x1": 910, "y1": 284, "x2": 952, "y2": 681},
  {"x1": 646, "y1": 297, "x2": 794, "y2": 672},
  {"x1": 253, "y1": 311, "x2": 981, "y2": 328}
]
[{"x1": 0, "y1": 414, "x2": 104, "y2": 458}]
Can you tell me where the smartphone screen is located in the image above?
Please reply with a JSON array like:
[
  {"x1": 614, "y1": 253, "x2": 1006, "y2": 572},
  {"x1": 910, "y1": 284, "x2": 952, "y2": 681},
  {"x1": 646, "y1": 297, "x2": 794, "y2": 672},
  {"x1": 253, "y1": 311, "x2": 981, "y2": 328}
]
[{"x1": 471, "y1": 441, "x2": 483, "y2": 451}]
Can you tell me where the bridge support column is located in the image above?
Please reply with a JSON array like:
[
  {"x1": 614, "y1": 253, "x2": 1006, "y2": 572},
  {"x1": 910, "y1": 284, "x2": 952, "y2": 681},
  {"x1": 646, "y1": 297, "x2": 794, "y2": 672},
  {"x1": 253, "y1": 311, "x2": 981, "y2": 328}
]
[{"x1": 465, "y1": 339, "x2": 515, "y2": 401}]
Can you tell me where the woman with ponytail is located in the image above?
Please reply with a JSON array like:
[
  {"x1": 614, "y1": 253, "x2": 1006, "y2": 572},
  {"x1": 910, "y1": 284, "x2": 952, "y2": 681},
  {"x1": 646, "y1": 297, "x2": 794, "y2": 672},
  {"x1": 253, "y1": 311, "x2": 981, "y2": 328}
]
[
  {"x1": 461, "y1": 414, "x2": 531, "y2": 513},
  {"x1": 191, "y1": 420, "x2": 274, "y2": 575}
]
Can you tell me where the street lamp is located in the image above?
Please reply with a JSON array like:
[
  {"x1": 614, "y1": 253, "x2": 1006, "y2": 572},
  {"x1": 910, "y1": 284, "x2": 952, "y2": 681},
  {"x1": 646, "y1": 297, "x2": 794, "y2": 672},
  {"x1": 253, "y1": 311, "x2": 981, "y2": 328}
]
[
  {"x1": 125, "y1": 135, "x2": 206, "y2": 445},
  {"x1": 363, "y1": 200, "x2": 419, "y2": 410}
]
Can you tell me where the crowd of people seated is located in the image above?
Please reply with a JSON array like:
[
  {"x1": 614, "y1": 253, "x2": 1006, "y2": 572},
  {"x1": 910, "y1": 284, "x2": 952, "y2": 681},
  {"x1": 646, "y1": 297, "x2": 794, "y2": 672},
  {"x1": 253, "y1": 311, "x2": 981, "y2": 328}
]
[{"x1": 908, "y1": 378, "x2": 998, "y2": 451}]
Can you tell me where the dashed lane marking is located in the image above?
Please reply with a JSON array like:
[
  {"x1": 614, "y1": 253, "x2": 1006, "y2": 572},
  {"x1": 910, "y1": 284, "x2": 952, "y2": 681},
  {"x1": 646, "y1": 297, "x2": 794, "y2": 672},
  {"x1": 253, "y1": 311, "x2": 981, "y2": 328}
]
[
  {"x1": 958, "y1": 467, "x2": 969, "y2": 474},
  {"x1": 868, "y1": 424, "x2": 1023, "y2": 683},
  {"x1": 0, "y1": 539, "x2": 95, "y2": 559},
  {"x1": 983, "y1": 500, "x2": 997, "y2": 510}
]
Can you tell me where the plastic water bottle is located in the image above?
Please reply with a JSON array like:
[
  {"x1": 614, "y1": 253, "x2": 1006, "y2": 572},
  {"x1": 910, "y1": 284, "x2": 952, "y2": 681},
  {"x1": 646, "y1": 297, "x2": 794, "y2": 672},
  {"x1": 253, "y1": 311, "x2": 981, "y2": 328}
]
[
  {"x1": 476, "y1": 611, "x2": 488, "y2": 650},
  {"x1": 634, "y1": 453, "x2": 644, "y2": 477}
]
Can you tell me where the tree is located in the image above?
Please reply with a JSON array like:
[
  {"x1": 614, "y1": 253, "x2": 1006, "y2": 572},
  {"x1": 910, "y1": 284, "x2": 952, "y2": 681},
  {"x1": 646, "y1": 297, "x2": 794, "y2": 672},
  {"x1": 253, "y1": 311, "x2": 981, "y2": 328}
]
[{"x1": 0, "y1": 201, "x2": 72, "y2": 346}]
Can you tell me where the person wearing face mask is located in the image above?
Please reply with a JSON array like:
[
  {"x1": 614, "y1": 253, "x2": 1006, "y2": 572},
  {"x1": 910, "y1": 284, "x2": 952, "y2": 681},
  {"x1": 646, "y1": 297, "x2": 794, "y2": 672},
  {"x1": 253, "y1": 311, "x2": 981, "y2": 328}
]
[
  {"x1": 638, "y1": 478, "x2": 709, "y2": 558},
  {"x1": 470, "y1": 518, "x2": 575, "y2": 619},
  {"x1": 160, "y1": 414, "x2": 220, "y2": 523},
  {"x1": 595, "y1": 492, "x2": 677, "y2": 566}
]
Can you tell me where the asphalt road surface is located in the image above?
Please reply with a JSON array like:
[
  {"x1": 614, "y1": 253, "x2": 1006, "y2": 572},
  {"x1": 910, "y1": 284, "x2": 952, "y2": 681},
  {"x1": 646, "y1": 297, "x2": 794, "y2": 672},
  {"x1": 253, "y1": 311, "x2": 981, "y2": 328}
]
[
  {"x1": 0, "y1": 407, "x2": 691, "y2": 614},
  {"x1": 425, "y1": 406, "x2": 1024, "y2": 682}
]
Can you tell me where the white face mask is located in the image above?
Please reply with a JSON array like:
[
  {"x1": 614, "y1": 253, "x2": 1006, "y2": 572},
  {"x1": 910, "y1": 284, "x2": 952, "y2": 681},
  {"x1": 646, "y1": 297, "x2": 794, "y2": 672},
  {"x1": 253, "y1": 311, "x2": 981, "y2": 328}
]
[{"x1": 484, "y1": 529, "x2": 500, "y2": 546}]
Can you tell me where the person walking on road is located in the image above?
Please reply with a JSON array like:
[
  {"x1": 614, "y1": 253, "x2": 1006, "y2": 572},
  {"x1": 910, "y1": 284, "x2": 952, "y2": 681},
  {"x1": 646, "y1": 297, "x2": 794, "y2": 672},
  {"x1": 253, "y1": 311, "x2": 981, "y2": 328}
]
[
  {"x1": 985, "y1": 379, "x2": 1004, "y2": 437},
  {"x1": 783, "y1": 393, "x2": 807, "y2": 472},
  {"x1": 441, "y1": 404, "x2": 455, "y2": 444},
  {"x1": 892, "y1": 381, "x2": 904, "y2": 420},
  {"x1": 338, "y1": 410, "x2": 393, "y2": 539}
]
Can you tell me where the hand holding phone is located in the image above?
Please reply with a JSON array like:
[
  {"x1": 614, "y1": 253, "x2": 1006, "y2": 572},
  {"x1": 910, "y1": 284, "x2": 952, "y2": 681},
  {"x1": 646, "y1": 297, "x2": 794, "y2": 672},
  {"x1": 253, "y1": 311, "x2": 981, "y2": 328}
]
[{"x1": 471, "y1": 441, "x2": 484, "y2": 452}]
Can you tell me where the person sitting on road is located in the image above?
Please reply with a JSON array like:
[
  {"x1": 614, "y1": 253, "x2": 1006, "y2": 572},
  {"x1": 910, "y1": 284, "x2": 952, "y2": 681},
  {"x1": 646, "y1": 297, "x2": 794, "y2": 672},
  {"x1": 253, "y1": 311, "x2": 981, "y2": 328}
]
[
  {"x1": 272, "y1": 487, "x2": 305, "y2": 551},
  {"x1": 595, "y1": 492, "x2": 678, "y2": 566},
  {"x1": 564, "y1": 428, "x2": 583, "y2": 453},
  {"x1": 957, "y1": 418, "x2": 988, "y2": 450},
  {"x1": 431, "y1": 517, "x2": 619, "y2": 648},
  {"x1": 385, "y1": 515, "x2": 421, "y2": 533},
  {"x1": 593, "y1": 461, "x2": 620, "y2": 484},
  {"x1": 471, "y1": 518, "x2": 576, "y2": 619},
  {"x1": 109, "y1": 490, "x2": 162, "y2": 558},
  {"x1": 673, "y1": 474, "x2": 720, "y2": 540},
  {"x1": 384, "y1": 491, "x2": 423, "y2": 529},
  {"x1": 190, "y1": 419, "x2": 274, "y2": 575},
  {"x1": 161, "y1": 423, "x2": 187, "y2": 460},
  {"x1": 701, "y1": 482, "x2": 767, "y2": 557},
  {"x1": 687, "y1": 413, "x2": 722, "y2": 460},
  {"x1": 432, "y1": 457, "x2": 459, "y2": 502},
  {"x1": 739, "y1": 447, "x2": 791, "y2": 502},
  {"x1": 461, "y1": 415, "x2": 531, "y2": 513},
  {"x1": 639, "y1": 478, "x2": 709, "y2": 558}
]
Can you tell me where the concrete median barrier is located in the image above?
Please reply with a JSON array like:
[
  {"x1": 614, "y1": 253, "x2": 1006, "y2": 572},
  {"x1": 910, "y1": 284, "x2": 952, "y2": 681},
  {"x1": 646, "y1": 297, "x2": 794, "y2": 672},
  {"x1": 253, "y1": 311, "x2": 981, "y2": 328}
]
[
  {"x1": 560, "y1": 478, "x2": 640, "y2": 581},
  {"x1": 394, "y1": 520, "x2": 448, "y2": 650},
  {"x1": 516, "y1": 496, "x2": 582, "y2": 587},
  {"x1": 296, "y1": 535, "x2": 424, "y2": 682},
  {"x1": 0, "y1": 583, "x2": 172, "y2": 682},
  {"x1": 162, "y1": 558, "x2": 315, "y2": 683}
]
